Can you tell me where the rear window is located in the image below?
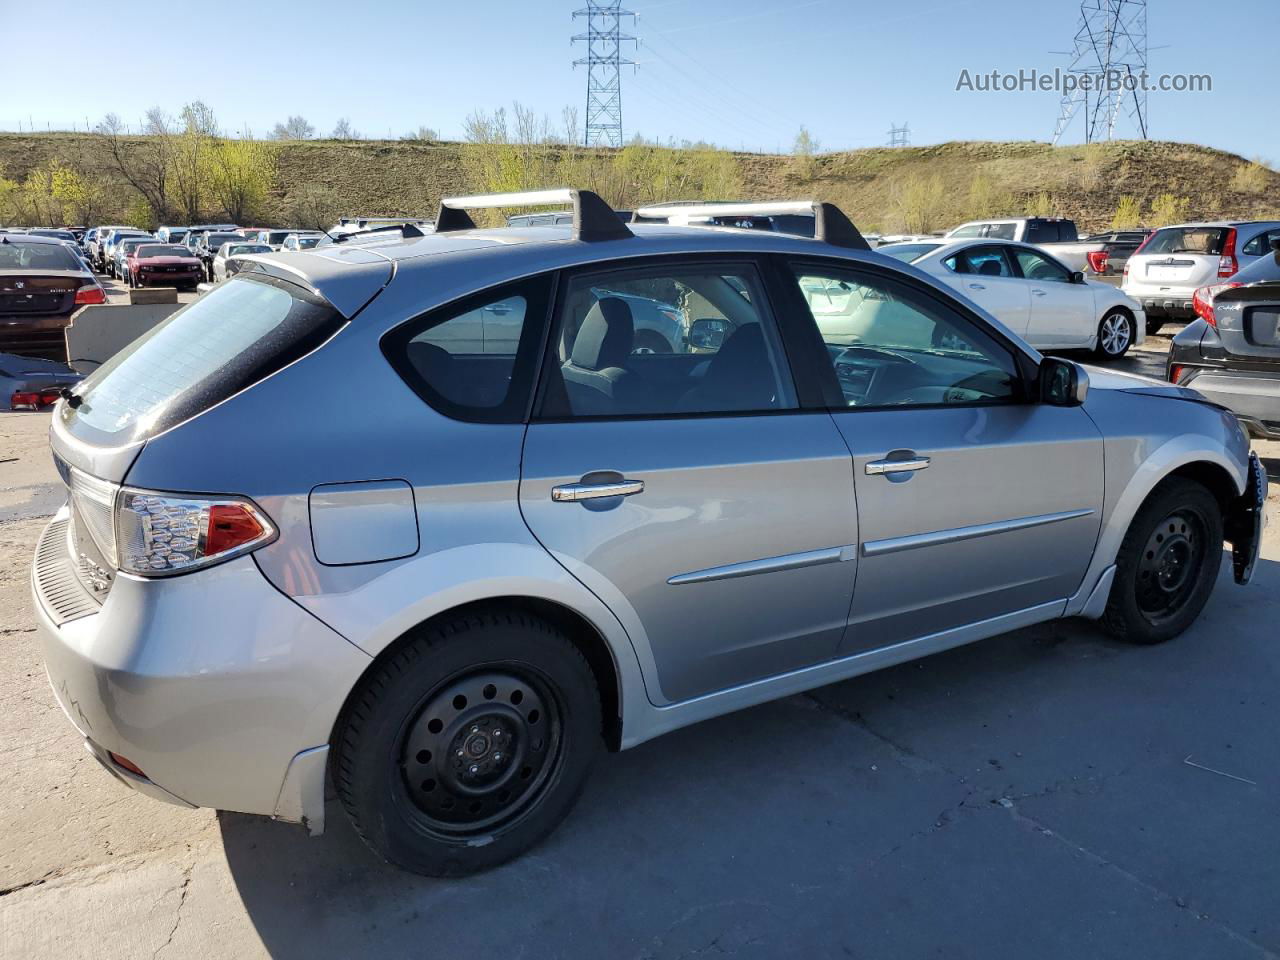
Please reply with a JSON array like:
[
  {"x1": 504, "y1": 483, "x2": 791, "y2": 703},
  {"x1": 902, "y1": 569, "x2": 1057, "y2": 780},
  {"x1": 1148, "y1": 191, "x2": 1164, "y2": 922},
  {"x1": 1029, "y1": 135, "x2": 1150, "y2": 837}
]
[
  {"x1": 0, "y1": 240, "x2": 84, "y2": 271},
  {"x1": 61, "y1": 275, "x2": 343, "y2": 446},
  {"x1": 1143, "y1": 227, "x2": 1227, "y2": 256}
]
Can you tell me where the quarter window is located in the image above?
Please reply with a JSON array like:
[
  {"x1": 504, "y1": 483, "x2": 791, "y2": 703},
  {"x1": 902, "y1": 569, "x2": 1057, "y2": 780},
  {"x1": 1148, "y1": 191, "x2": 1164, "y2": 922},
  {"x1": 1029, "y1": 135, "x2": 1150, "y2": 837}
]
[
  {"x1": 537, "y1": 263, "x2": 796, "y2": 418},
  {"x1": 383, "y1": 276, "x2": 552, "y2": 422},
  {"x1": 1241, "y1": 230, "x2": 1280, "y2": 257},
  {"x1": 787, "y1": 264, "x2": 1020, "y2": 409}
]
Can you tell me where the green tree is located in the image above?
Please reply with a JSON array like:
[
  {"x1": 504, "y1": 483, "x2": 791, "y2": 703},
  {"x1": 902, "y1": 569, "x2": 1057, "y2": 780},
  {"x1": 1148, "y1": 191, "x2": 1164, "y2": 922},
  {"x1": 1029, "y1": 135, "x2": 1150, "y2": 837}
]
[
  {"x1": 1023, "y1": 191, "x2": 1055, "y2": 217},
  {"x1": 1149, "y1": 193, "x2": 1189, "y2": 226},
  {"x1": 893, "y1": 174, "x2": 945, "y2": 233},
  {"x1": 50, "y1": 162, "x2": 106, "y2": 226},
  {"x1": 171, "y1": 101, "x2": 219, "y2": 222},
  {"x1": 791, "y1": 126, "x2": 819, "y2": 181},
  {"x1": 210, "y1": 136, "x2": 277, "y2": 224},
  {"x1": 1110, "y1": 195, "x2": 1142, "y2": 229}
]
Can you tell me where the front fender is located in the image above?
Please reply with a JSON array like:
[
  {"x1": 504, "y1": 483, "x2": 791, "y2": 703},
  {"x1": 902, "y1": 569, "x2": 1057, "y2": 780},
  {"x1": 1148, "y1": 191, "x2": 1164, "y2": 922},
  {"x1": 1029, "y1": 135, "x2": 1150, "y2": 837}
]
[{"x1": 1065, "y1": 411, "x2": 1248, "y2": 617}]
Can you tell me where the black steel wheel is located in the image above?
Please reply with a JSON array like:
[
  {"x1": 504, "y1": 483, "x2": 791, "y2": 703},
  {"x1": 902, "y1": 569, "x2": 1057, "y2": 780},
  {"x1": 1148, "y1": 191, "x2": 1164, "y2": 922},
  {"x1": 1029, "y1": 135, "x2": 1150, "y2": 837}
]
[
  {"x1": 1134, "y1": 508, "x2": 1208, "y2": 626},
  {"x1": 396, "y1": 667, "x2": 563, "y2": 838},
  {"x1": 1102, "y1": 478, "x2": 1223, "y2": 644},
  {"x1": 335, "y1": 608, "x2": 602, "y2": 876}
]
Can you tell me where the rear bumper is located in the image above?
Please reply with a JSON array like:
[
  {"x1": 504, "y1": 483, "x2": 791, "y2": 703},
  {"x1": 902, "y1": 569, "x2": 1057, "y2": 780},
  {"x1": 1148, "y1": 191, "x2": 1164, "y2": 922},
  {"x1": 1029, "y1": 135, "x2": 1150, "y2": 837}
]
[
  {"x1": 1122, "y1": 283, "x2": 1198, "y2": 319},
  {"x1": 33, "y1": 508, "x2": 370, "y2": 825},
  {"x1": 0, "y1": 319, "x2": 69, "y2": 360},
  {"x1": 1175, "y1": 368, "x2": 1280, "y2": 437},
  {"x1": 1227, "y1": 453, "x2": 1267, "y2": 585}
]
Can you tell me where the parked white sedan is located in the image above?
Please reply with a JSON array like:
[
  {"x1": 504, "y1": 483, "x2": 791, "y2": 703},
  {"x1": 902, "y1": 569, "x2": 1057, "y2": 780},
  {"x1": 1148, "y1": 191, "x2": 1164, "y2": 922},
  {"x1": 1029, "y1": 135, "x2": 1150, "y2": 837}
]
[{"x1": 878, "y1": 238, "x2": 1145, "y2": 359}]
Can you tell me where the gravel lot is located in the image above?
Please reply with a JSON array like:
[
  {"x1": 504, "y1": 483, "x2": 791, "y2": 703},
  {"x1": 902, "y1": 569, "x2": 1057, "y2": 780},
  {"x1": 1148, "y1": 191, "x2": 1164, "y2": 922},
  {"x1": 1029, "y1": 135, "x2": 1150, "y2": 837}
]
[{"x1": 1, "y1": 328, "x2": 1277, "y2": 959}]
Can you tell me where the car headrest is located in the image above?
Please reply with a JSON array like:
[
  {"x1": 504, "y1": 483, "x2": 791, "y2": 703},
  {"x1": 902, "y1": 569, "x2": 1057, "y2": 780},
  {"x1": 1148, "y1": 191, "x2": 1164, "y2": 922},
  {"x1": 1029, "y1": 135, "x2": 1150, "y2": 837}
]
[
  {"x1": 570, "y1": 297, "x2": 634, "y2": 371},
  {"x1": 977, "y1": 259, "x2": 1004, "y2": 276}
]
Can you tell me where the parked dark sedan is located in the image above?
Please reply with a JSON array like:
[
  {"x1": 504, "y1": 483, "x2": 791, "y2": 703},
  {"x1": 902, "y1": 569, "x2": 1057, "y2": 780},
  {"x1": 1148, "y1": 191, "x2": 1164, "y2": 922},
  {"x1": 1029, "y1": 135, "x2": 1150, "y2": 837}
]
[
  {"x1": 0, "y1": 234, "x2": 106, "y2": 360},
  {"x1": 128, "y1": 243, "x2": 204, "y2": 291},
  {"x1": 1169, "y1": 242, "x2": 1280, "y2": 439}
]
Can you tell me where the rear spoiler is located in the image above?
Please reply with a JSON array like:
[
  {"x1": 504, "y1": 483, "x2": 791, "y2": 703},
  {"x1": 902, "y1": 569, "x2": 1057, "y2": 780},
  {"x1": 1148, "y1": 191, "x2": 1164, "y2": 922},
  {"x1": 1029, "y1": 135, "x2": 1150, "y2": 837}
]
[{"x1": 631, "y1": 200, "x2": 871, "y2": 251}]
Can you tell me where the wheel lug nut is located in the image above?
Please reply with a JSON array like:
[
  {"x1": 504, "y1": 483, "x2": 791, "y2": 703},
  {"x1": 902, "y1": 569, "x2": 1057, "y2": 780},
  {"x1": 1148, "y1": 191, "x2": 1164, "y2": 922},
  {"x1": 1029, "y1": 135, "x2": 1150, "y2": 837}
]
[
  {"x1": 470, "y1": 726, "x2": 480, "y2": 735},
  {"x1": 493, "y1": 752, "x2": 503, "y2": 762},
  {"x1": 493, "y1": 729, "x2": 503, "y2": 739},
  {"x1": 456, "y1": 749, "x2": 465, "y2": 758},
  {"x1": 469, "y1": 764, "x2": 480, "y2": 776}
]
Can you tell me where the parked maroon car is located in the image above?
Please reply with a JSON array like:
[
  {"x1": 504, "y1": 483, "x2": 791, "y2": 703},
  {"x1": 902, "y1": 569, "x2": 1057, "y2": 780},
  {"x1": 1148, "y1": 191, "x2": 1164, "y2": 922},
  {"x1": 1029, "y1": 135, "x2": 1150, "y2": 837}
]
[{"x1": 128, "y1": 243, "x2": 204, "y2": 291}]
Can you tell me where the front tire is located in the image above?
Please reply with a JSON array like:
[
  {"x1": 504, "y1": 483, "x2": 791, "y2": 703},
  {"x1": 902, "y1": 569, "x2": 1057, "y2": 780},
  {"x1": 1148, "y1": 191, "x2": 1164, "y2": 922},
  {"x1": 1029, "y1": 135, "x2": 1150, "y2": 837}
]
[
  {"x1": 1094, "y1": 309, "x2": 1134, "y2": 360},
  {"x1": 1101, "y1": 478, "x2": 1222, "y2": 644},
  {"x1": 334, "y1": 609, "x2": 603, "y2": 876}
]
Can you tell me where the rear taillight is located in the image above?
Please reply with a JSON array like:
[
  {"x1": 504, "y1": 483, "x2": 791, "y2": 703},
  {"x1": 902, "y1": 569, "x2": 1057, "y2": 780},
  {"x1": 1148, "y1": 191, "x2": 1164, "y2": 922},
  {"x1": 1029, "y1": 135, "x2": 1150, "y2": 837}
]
[
  {"x1": 74, "y1": 284, "x2": 107, "y2": 306},
  {"x1": 10, "y1": 389, "x2": 61, "y2": 410},
  {"x1": 1086, "y1": 251, "x2": 1109, "y2": 273},
  {"x1": 1218, "y1": 227, "x2": 1238, "y2": 278},
  {"x1": 1168, "y1": 364, "x2": 1185, "y2": 384},
  {"x1": 115, "y1": 490, "x2": 275, "y2": 576},
  {"x1": 1191, "y1": 281, "x2": 1242, "y2": 328}
]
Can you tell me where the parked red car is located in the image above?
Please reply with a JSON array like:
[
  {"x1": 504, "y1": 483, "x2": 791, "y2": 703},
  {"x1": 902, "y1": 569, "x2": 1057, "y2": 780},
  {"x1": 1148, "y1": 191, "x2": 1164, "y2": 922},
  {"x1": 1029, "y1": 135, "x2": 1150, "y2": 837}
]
[{"x1": 127, "y1": 243, "x2": 204, "y2": 291}]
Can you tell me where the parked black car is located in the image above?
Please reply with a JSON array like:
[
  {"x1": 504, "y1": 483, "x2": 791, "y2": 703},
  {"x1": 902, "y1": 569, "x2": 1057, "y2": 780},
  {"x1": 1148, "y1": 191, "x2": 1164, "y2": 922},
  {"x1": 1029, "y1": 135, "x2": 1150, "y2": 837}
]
[
  {"x1": 0, "y1": 234, "x2": 106, "y2": 360},
  {"x1": 193, "y1": 231, "x2": 246, "y2": 281},
  {"x1": 1169, "y1": 241, "x2": 1280, "y2": 439}
]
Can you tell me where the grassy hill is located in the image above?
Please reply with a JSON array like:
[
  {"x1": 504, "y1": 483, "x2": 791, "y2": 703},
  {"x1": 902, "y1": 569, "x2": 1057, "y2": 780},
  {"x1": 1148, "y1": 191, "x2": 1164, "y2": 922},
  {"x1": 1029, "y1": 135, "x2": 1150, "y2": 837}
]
[{"x1": 1, "y1": 132, "x2": 1275, "y2": 234}]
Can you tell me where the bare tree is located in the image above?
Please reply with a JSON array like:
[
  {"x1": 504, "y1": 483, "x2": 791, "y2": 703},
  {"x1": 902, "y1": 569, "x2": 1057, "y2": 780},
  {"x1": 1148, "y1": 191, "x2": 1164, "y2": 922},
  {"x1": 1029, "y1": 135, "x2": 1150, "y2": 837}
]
[
  {"x1": 400, "y1": 126, "x2": 439, "y2": 141},
  {"x1": 331, "y1": 118, "x2": 361, "y2": 141},
  {"x1": 96, "y1": 110, "x2": 173, "y2": 221},
  {"x1": 270, "y1": 115, "x2": 315, "y2": 140}
]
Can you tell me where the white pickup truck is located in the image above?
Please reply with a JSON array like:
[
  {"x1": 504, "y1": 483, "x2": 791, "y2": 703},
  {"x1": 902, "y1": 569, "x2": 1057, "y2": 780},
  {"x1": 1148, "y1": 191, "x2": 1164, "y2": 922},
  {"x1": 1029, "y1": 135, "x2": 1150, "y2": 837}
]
[{"x1": 945, "y1": 217, "x2": 1109, "y2": 274}]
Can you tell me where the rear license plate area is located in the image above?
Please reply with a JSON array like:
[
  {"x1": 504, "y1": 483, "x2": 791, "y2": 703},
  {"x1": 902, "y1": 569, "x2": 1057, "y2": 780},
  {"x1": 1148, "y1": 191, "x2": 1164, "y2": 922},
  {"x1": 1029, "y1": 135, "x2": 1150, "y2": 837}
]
[{"x1": 1245, "y1": 307, "x2": 1280, "y2": 347}]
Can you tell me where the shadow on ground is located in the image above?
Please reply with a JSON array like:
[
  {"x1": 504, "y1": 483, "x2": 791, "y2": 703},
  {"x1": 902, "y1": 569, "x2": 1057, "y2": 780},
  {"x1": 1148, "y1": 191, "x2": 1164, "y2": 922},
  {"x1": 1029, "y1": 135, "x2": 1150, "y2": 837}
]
[{"x1": 221, "y1": 556, "x2": 1280, "y2": 960}]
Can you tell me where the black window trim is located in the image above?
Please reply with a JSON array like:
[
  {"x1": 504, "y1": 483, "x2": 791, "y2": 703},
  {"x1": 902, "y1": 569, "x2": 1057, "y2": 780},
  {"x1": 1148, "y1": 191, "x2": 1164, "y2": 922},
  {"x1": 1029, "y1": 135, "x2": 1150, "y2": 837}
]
[
  {"x1": 380, "y1": 272, "x2": 557, "y2": 424},
  {"x1": 775, "y1": 254, "x2": 1041, "y2": 412},
  {"x1": 1009, "y1": 244, "x2": 1074, "y2": 283},
  {"x1": 529, "y1": 252, "x2": 825, "y2": 424}
]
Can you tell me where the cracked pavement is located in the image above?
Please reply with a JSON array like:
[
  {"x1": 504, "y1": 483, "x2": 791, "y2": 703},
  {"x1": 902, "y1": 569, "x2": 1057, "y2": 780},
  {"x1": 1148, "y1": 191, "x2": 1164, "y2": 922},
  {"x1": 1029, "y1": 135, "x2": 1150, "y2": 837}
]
[{"x1": 2, "y1": 329, "x2": 1279, "y2": 959}]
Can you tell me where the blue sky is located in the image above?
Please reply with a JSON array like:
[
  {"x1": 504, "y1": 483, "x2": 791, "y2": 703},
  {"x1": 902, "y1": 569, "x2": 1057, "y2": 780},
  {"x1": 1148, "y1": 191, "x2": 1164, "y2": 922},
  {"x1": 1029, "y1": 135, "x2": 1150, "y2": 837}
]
[{"x1": 2, "y1": 0, "x2": 1274, "y2": 160}]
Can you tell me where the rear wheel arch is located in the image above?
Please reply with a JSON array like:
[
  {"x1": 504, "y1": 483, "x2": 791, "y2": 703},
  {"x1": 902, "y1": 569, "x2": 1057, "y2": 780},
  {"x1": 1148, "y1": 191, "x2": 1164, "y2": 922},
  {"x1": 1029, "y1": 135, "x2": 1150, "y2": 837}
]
[{"x1": 332, "y1": 596, "x2": 623, "y2": 753}]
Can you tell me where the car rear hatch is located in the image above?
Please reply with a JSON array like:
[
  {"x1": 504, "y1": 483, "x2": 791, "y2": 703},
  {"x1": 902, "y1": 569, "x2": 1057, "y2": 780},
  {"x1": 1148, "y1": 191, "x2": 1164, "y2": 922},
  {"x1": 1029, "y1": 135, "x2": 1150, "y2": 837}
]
[
  {"x1": 1211, "y1": 282, "x2": 1280, "y2": 362},
  {"x1": 1129, "y1": 226, "x2": 1230, "y2": 293},
  {"x1": 48, "y1": 260, "x2": 386, "y2": 599}
]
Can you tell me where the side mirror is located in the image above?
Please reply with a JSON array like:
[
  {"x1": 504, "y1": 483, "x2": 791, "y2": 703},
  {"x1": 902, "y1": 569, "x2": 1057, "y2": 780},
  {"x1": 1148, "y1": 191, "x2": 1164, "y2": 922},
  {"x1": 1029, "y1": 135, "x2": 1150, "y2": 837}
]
[
  {"x1": 1071, "y1": 270, "x2": 1086, "y2": 284},
  {"x1": 687, "y1": 318, "x2": 729, "y2": 351},
  {"x1": 1039, "y1": 356, "x2": 1089, "y2": 406}
]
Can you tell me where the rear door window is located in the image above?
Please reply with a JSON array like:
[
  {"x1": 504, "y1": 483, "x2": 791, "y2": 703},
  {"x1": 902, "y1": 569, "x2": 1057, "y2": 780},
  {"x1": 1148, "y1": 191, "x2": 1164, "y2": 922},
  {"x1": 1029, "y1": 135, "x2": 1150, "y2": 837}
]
[{"x1": 62, "y1": 275, "x2": 344, "y2": 446}]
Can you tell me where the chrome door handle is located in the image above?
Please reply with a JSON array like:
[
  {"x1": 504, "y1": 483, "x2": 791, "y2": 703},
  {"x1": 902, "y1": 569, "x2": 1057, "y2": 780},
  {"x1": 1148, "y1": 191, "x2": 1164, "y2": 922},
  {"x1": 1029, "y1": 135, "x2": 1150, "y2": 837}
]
[
  {"x1": 967, "y1": 283, "x2": 986, "y2": 290},
  {"x1": 552, "y1": 479, "x2": 645, "y2": 502},
  {"x1": 866, "y1": 456, "x2": 930, "y2": 476},
  {"x1": 1032, "y1": 289, "x2": 1047, "y2": 297}
]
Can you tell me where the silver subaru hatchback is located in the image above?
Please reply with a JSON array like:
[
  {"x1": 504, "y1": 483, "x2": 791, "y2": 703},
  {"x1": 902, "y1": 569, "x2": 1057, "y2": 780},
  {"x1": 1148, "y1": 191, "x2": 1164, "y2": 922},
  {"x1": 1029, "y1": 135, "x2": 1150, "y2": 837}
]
[{"x1": 33, "y1": 191, "x2": 1265, "y2": 876}]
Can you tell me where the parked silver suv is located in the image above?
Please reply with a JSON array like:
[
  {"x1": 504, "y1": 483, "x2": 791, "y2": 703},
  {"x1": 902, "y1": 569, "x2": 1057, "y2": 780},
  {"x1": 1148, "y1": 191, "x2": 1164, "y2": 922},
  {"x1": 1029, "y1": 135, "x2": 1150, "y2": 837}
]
[{"x1": 32, "y1": 191, "x2": 1265, "y2": 877}]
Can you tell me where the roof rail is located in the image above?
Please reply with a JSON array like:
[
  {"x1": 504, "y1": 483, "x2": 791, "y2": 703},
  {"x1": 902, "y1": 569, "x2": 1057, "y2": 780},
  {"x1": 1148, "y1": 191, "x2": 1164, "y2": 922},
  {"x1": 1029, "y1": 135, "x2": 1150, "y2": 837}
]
[
  {"x1": 631, "y1": 200, "x2": 871, "y2": 251},
  {"x1": 436, "y1": 189, "x2": 632, "y2": 242}
]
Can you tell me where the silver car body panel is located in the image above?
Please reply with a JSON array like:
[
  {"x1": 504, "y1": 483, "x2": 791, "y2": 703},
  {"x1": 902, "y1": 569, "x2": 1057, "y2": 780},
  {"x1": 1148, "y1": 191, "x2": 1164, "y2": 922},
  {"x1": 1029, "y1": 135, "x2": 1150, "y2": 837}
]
[{"x1": 36, "y1": 222, "x2": 1254, "y2": 829}]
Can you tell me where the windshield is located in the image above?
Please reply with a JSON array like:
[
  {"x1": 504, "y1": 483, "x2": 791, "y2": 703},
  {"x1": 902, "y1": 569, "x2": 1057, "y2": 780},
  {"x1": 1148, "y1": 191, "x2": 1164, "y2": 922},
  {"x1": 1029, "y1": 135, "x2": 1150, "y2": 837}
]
[
  {"x1": 879, "y1": 243, "x2": 942, "y2": 263},
  {"x1": 1143, "y1": 227, "x2": 1227, "y2": 256},
  {"x1": 0, "y1": 240, "x2": 85, "y2": 271},
  {"x1": 227, "y1": 244, "x2": 270, "y2": 256},
  {"x1": 136, "y1": 245, "x2": 191, "y2": 258},
  {"x1": 29, "y1": 230, "x2": 75, "y2": 241},
  {"x1": 62, "y1": 276, "x2": 344, "y2": 445}
]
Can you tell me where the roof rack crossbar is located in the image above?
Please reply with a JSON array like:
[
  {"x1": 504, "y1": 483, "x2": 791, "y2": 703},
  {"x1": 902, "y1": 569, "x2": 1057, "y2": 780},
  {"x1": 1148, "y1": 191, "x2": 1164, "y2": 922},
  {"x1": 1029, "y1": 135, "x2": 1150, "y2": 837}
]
[
  {"x1": 328, "y1": 222, "x2": 428, "y2": 244},
  {"x1": 436, "y1": 189, "x2": 632, "y2": 242},
  {"x1": 631, "y1": 200, "x2": 870, "y2": 251}
]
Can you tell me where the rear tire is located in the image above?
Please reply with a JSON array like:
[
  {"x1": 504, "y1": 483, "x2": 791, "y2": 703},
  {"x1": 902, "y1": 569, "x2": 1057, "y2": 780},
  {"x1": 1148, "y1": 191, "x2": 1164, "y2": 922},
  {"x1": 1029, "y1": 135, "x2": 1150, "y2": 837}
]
[
  {"x1": 1145, "y1": 318, "x2": 1164, "y2": 336},
  {"x1": 1101, "y1": 478, "x2": 1222, "y2": 644},
  {"x1": 1094, "y1": 309, "x2": 1134, "y2": 360},
  {"x1": 334, "y1": 609, "x2": 603, "y2": 876}
]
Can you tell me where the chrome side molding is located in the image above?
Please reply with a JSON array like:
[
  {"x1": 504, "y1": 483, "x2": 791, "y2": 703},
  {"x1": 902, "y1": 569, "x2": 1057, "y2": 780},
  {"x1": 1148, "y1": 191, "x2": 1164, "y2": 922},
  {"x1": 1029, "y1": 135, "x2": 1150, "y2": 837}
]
[{"x1": 861, "y1": 508, "x2": 1095, "y2": 558}]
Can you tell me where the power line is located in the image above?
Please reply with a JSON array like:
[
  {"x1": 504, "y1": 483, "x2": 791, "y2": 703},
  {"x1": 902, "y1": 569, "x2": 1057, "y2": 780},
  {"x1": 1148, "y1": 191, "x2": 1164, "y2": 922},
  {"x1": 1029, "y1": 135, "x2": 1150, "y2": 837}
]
[{"x1": 572, "y1": 1, "x2": 638, "y2": 147}]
